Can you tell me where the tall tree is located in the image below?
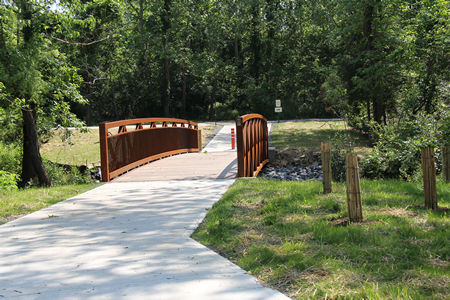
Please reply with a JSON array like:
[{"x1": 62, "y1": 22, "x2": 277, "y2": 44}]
[{"x1": 0, "y1": 1, "x2": 86, "y2": 187}]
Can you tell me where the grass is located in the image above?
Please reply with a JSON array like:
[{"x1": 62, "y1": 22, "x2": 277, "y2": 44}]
[
  {"x1": 0, "y1": 183, "x2": 101, "y2": 224},
  {"x1": 192, "y1": 178, "x2": 449, "y2": 299},
  {"x1": 41, "y1": 128, "x2": 100, "y2": 167},
  {"x1": 271, "y1": 120, "x2": 370, "y2": 154},
  {"x1": 40, "y1": 125, "x2": 217, "y2": 166}
]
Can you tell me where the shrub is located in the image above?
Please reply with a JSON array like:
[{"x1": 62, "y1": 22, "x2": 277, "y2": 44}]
[
  {"x1": 213, "y1": 102, "x2": 240, "y2": 121},
  {"x1": 0, "y1": 170, "x2": 19, "y2": 191},
  {"x1": 43, "y1": 161, "x2": 91, "y2": 186},
  {"x1": 330, "y1": 128, "x2": 355, "y2": 182},
  {"x1": 0, "y1": 142, "x2": 21, "y2": 176},
  {"x1": 361, "y1": 112, "x2": 445, "y2": 180}
]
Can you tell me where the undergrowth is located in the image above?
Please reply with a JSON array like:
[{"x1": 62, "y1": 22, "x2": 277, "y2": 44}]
[{"x1": 192, "y1": 178, "x2": 449, "y2": 299}]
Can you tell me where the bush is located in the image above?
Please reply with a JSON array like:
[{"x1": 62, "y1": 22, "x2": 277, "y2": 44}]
[
  {"x1": 361, "y1": 112, "x2": 446, "y2": 180},
  {"x1": 0, "y1": 170, "x2": 19, "y2": 191},
  {"x1": 0, "y1": 142, "x2": 21, "y2": 175},
  {"x1": 213, "y1": 102, "x2": 240, "y2": 121},
  {"x1": 330, "y1": 128, "x2": 355, "y2": 182},
  {"x1": 43, "y1": 161, "x2": 91, "y2": 186}
]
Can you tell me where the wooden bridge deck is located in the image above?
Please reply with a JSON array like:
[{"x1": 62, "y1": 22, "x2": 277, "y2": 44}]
[{"x1": 111, "y1": 152, "x2": 237, "y2": 182}]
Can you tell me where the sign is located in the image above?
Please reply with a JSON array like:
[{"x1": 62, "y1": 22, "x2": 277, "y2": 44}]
[
  {"x1": 275, "y1": 99, "x2": 281, "y2": 107},
  {"x1": 275, "y1": 107, "x2": 282, "y2": 113}
]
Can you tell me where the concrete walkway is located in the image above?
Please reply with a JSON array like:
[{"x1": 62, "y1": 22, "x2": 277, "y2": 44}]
[{"x1": 0, "y1": 123, "x2": 287, "y2": 299}]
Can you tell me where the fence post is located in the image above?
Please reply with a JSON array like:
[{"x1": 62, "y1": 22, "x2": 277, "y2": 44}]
[
  {"x1": 236, "y1": 117, "x2": 245, "y2": 177},
  {"x1": 197, "y1": 129, "x2": 202, "y2": 151},
  {"x1": 99, "y1": 122, "x2": 110, "y2": 182},
  {"x1": 421, "y1": 147, "x2": 437, "y2": 210},
  {"x1": 346, "y1": 153, "x2": 363, "y2": 222},
  {"x1": 321, "y1": 142, "x2": 332, "y2": 194},
  {"x1": 442, "y1": 146, "x2": 449, "y2": 183}
]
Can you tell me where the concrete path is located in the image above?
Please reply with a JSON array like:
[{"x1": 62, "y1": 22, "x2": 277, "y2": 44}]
[{"x1": 0, "y1": 123, "x2": 287, "y2": 299}]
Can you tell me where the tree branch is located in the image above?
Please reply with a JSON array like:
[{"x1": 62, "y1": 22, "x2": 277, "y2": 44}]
[
  {"x1": 49, "y1": 34, "x2": 113, "y2": 46},
  {"x1": 83, "y1": 77, "x2": 108, "y2": 85}
]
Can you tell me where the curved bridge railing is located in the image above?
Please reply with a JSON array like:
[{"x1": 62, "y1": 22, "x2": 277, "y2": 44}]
[
  {"x1": 236, "y1": 114, "x2": 269, "y2": 177},
  {"x1": 99, "y1": 118, "x2": 201, "y2": 182}
]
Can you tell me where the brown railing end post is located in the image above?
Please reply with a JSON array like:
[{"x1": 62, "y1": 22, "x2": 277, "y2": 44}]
[
  {"x1": 99, "y1": 122, "x2": 110, "y2": 182},
  {"x1": 236, "y1": 116, "x2": 245, "y2": 177}
]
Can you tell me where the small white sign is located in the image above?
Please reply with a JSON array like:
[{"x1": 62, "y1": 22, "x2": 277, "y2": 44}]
[
  {"x1": 275, "y1": 107, "x2": 282, "y2": 113},
  {"x1": 275, "y1": 99, "x2": 281, "y2": 107}
]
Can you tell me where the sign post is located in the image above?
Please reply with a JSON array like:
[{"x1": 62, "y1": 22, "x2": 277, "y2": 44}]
[{"x1": 275, "y1": 99, "x2": 282, "y2": 122}]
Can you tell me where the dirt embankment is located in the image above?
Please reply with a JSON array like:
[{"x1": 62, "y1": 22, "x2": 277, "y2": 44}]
[{"x1": 269, "y1": 148, "x2": 320, "y2": 168}]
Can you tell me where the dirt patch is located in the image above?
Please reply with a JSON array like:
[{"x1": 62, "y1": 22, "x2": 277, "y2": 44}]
[
  {"x1": 328, "y1": 217, "x2": 378, "y2": 227},
  {"x1": 269, "y1": 148, "x2": 320, "y2": 168},
  {"x1": 381, "y1": 207, "x2": 417, "y2": 217}
]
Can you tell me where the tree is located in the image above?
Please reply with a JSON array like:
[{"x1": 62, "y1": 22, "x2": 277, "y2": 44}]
[{"x1": 0, "y1": 1, "x2": 86, "y2": 187}]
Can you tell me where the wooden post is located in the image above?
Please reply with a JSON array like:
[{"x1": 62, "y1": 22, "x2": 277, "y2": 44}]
[
  {"x1": 321, "y1": 142, "x2": 332, "y2": 194},
  {"x1": 442, "y1": 146, "x2": 449, "y2": 183},
  {"x1": 99, "y1": 122, "x2": 110, "y2": 182},
  {"x1": 197, "y1": 129, "x2": 202, "y2": 151},
  {"x1": 345, "y1": 153, "x2": 363, "y2": 222},
  {"x1": 421, "y1": 148, "x2": 437, "y2": 210}
]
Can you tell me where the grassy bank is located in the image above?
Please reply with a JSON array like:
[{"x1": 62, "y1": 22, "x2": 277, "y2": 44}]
[
  {"x1": 193, "y1": 178, "x2": 449, "y2": 299},
  {"x1": 0, "y1": 183, "x2": 101, "y2": 224},
  {"x1": 271, "y1": 120, "x2": 370, "y2": 154}
]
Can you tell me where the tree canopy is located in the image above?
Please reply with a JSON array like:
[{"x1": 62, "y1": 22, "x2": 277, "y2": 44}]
[{"x1": 0, "y1": 0, "x2": 448, "y2": 186}]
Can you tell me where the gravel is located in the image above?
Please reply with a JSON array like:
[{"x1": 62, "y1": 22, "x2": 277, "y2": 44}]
[{"x1": 259, "y1": 162, "x2": 323, "y2": 181}]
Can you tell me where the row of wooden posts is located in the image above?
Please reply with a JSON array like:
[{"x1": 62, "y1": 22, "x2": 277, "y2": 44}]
[{"x1": 321, "y1": 143, "x2": 449, "y2": 222}]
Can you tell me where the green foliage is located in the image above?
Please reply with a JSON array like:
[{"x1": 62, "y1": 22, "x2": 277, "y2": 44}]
[
  {"x1": 0, "y1": 142, "x2": 21, "y2": 175},
  {"x1": 43, "y1": 162, "x2": 91, "y2": 186},
  {"x1": 213, "y1": 102, "x2": 239, "y2": 121},
  {"x1": 0, "y1": 170, "x2": 19, "y2": 191},
  {"x1": 361, "y1": 111, "x2": 446, "y2": 180}
]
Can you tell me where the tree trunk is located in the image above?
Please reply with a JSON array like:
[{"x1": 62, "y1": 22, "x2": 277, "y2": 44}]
[
  {"x1": 181, "y1": 71, "x2": 187, "y2": 117},
  {"x1": 250, "y1": 1, "x2": 261, "y2": 85},
  {"x1": 20, "y1": 108, "x2": 51, "y2": 187},
  {"x1": 162, "y1": 56, "x2": 170, "y2": 116},
  {"x1": 161, "y1": 0, "x2": 172, "y2": 117}
]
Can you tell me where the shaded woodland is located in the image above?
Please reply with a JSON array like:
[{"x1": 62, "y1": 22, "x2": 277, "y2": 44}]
[{"x1": 0, "y1": 0, "x2": 448, "y2": 186}]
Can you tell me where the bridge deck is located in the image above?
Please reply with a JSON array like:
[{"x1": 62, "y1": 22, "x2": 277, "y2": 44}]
[{"x1": 112, "y1": 152, "x2": 237, "y2": 182}]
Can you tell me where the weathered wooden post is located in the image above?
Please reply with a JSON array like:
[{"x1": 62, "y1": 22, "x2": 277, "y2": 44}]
[
  {"x1": 421, "y1": 147, "x2": 437, "y2": 210},
  {"x1": 197, "y1": 129, "x2": 202, "y2": 151},
  {"x1": 345, "y1": 153, "x2": 363, "y2": 222},
  {"x1": 321, "y1": 142, "x2": 332, "y2": 194},
  {"x1": 442, "y1": 146, "x2": 449, "y2": 183}
]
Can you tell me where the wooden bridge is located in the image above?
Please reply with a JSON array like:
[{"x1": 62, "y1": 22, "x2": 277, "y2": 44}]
[{"x1": 99, "y1": 115, "x2": 269, "y2": 182}]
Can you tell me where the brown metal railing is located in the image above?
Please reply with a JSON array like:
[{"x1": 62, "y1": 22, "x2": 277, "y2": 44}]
[
  {"x1": 99, "y1": 118, "x2": 200, "y2": 182},
  {"x1": 236, "y1": 114, "x2": 269, "y2": 177}
]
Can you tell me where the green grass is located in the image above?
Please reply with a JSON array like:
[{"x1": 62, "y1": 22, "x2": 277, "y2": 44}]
[
  {"x1": 0, "y1": 183, "x2": 101, "y2": 224},
  {"x1": 192, "y1": 178, "x2": 450, "y2": 299},
  {"x1": 271, "y1": 121, "x2": 370, "y2": 154},
  {"x1": 41, "y1": 128, "x2": 100, "y2": 167}
]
